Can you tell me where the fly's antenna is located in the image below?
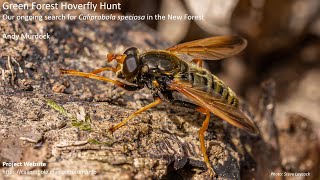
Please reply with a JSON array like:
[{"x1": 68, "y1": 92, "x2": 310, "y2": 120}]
[{"x1": 107, "y1": 53, "x2": 126, "y2": 64}]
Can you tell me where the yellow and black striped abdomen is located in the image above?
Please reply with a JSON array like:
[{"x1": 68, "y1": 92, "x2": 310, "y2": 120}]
[
  {"x1": 186, "y1": 64, "x2": 239, "y2": 107},
  {"x1": 211, "y1": 74, "x2": 239, "y2": 107}
]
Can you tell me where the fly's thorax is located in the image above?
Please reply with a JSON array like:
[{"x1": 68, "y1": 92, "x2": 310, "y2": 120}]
[
  {"x1": 186, "y1": 64, "x2": 239, "y2": 107},
  {"x1": 139, "y1": 51, "x2": 181, "y2": 76}
]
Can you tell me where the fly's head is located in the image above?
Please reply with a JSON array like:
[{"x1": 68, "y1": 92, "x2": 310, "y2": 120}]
[{"x1": 107, "y1": 47, "x2": 140, "y2": 83}]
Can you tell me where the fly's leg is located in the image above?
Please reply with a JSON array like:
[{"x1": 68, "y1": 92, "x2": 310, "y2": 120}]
[
  {"x1": 159, "y1": 93, "x2": 214, "y2": 175},
  {"x1": 170, "y1": 98, "x2": 215, "y2": 176},
  {"x1": 90, "y1": 67, "x2": 118, "y2": 74},
  {"x1": 109, "y1": 97, "x2": 162, "y2": 133},
  {"x1": 59, "y1": 69, "x2": 140, "y2": 91},
  {"x1": 197, "y1": 107, "x2": 215, "y2": 177},
  {"x1": 191, "y1": 59, "x2": 204, "y2": 67},
  {"x1": 60, "y1": 53, "x2": 126, "y2": 86},
  {"x1": 72, "y1": 53, "x2": 124, "y2": 75}
]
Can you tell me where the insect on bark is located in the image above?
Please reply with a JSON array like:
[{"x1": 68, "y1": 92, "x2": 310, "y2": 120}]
[{"x1": 60, "y1": 35, "x2": 259, "y2": 176}]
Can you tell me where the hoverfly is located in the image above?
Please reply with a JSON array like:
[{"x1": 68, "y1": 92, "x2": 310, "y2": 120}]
[{"x1": 60, "y1": 35, "x2": 259, "y2": 175}]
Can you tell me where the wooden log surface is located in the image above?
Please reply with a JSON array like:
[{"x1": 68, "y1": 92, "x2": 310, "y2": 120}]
[{"x1": 0, "y1": 1, "x2": 319, "y2": 179}]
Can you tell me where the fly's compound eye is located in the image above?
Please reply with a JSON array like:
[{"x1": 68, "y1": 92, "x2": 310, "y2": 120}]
[
  {"x1": 124, "y1": 47, "x2": 138, "y2": 56},
  {"x1": 123, "y1": 47, "x2": 139, "y2": 79},
  {"x1": 123, "y1": 55, "x2": 138, "y2": 77}
]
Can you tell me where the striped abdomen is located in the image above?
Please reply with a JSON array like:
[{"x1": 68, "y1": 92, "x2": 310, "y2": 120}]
[{"x1": 184, "y1": 64, "x2": 239, "y2": 107}]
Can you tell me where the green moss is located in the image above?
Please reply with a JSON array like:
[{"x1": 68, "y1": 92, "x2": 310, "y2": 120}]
[
  {"x1": 47, "y1": 99, "x2": 92, "y2": 132},
  {"x1": 71, "y1": 120, "x2": 92, "y2": 132},
  {"x1": 47, "y1": 99, "x2": 69, "y2": 117}
]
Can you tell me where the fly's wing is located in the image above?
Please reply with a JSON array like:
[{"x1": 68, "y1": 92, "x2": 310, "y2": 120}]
[
  {"x1": 166, "y1": 36, "x2": 247, "y2": 60},
  {"x1": 169, "y1": 80, "x2": 259, "y2": 134}
]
